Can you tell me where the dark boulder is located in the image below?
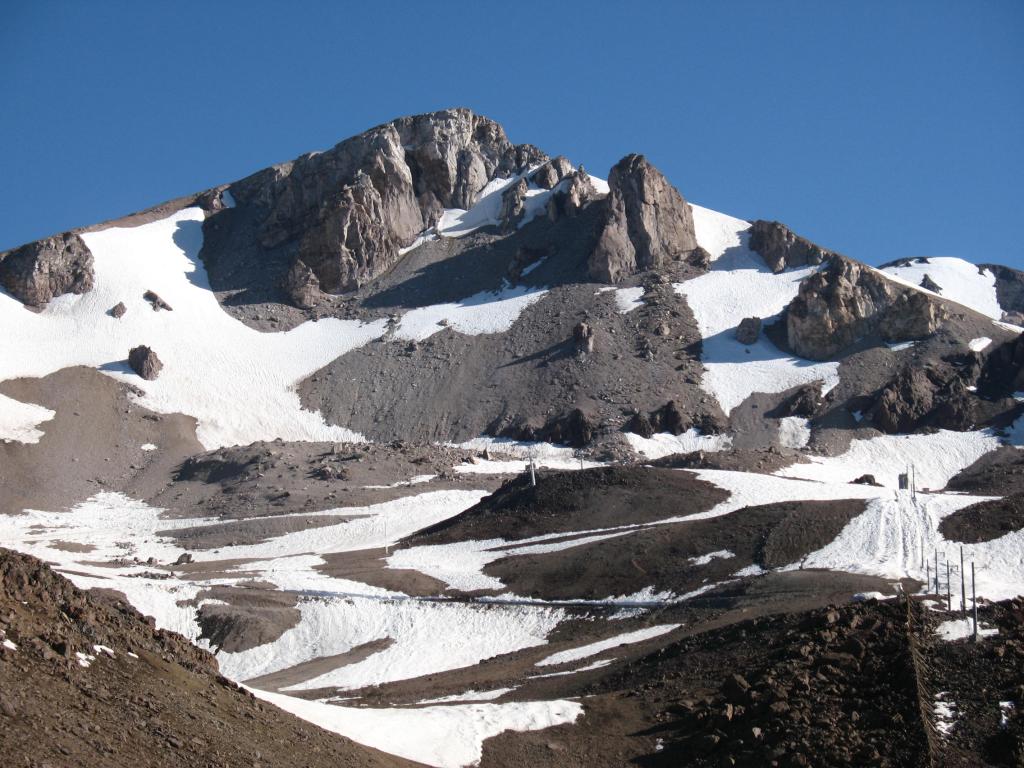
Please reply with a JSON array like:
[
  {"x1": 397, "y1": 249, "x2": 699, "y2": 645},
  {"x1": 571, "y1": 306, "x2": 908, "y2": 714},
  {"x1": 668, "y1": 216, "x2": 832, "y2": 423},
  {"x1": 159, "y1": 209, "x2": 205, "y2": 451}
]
[
  {"x1": 573, "y1": 321, "x2": 595, "y2": 354},
  {"x1": 143, "y1": 290, "x2": 173, "y2": 311},
  {"x1": 748, "y1": 220, "x2": 834, "y2": 274},
  {"x1": 919, "y1": 274, "x2": 942, "y2": 293},
  {"x1": 547, "y1": 168, "x2": 602, "y2": 220},
  {"x1": 110, "y1": 302, "x2": 127, "y2": 319},
  {"x1": 128, "y1": 346, "x2": 163, "y2": 381},
  {"x1": 736, "y1": 317, "x2": 762, "y2": 345},
  {"x1": 498, "y1": 177, "x2": 529, "y2": 232},
  {"x1": 588, "y1": 154, "x2": 697, "y2": 283},
  {"x1": 0, "y1": 233, "x2": 94, "y2": 307}
]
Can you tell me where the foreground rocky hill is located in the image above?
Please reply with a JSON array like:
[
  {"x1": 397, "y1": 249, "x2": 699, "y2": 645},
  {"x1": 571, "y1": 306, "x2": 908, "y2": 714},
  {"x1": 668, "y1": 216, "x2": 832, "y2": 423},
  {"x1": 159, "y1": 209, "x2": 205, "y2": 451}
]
[{"x1": 2, "y1": 108, "x2": 1024, "y2": 766}]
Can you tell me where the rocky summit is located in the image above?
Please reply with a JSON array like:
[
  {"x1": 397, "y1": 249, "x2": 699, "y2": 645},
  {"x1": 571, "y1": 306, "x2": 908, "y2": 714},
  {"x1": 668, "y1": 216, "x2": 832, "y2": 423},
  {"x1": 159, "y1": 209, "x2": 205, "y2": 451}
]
[{"x1": 2, "y1": 108, "x2": 1024, "y2": 768}]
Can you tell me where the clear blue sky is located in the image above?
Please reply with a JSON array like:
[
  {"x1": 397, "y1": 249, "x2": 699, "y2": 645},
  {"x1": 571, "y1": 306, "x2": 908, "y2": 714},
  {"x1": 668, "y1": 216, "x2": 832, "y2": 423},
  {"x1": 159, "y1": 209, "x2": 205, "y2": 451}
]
[{"x1": 2, "y1": 1, "x2": 1021, "y2": 267}]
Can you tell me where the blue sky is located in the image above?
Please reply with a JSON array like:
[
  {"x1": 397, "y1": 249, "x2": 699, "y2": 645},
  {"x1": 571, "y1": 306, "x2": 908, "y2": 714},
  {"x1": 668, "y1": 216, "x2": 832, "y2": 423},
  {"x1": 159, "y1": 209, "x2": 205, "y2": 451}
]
[{"x1": 2, "y1": 1, "x2": 1021, "y2": 266}]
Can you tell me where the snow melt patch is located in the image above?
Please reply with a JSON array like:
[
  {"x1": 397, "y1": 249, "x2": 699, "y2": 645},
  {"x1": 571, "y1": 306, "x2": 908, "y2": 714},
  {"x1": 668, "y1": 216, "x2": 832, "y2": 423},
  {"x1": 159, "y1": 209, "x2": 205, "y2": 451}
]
[
  {"x1": 415, "y1": 688, "x2": 515, "y2": 705},
  {"x1": 624, "y1": 429, "x2": 732, "y2": 460},
  {"x1": 0, "y1": 208, "x2": 387, "y2": 449},
  {"x1": 969, "y1": 337, "x2": 993, "y2": 352},
  {"x1": 880, "y1": 257, "x2": 1002, "y2": 320},
  {"x1": 775, "y1": 429, "x2": 1001, "y2": 490},
  {"x1": 394, "y1": 284, "x2": 547, "y2": 342},
  {"x1": 2, "y1": 639, "x2": 17, "y2": 651},
  {"x1": 935, "y1": 618, "x2": 999, "y2": 641},
  {"x1": 678, "y1": 205, "x2": 839, "y2": 415},
  {"x1": 250, "y1": 686, "x2": 582, "y2": 768},
  {"x1": 596, "y1": 285, "x2": 645, "y2": 313},
  {"x1": 0, "y1": 393, "x2": 55, "y2": 444},
  {"x1": 537, "y1": 624, "x2": 680, "y2": 666},
  {"x1": 778, "y1": 417, "x2": 811, "y2": 449},
  {"x1": 688, "y1": 550, "x2": 734, "y2": 566}
]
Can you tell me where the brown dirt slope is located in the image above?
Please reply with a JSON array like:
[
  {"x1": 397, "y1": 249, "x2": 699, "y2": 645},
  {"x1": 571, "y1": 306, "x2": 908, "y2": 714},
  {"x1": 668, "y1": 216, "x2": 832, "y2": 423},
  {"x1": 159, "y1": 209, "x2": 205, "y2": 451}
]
[{"x1": 0, "y1": 548, "x2": 415, "y2": 768}]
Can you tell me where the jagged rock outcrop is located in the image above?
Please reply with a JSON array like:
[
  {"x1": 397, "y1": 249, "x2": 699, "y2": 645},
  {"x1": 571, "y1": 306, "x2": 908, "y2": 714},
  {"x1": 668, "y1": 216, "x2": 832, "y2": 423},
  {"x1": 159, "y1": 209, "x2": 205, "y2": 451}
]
[
  {"x1": 225, "y1": 109, "x2": 547, "y2": 306},
  {"x1": 625, "y1": 400, "x2": 723, "y2": 438},
  {"x1": 498, "y1": 177, "x2": 529, "y2": 232},
  {"x1": 128, "y1": 346, "x2": 163, "y2": 380},
  {"x1": 787, "y1": 256, "x2": 946, "y2": 360},
  {"x1": 492, "y1": 408, "x2": 597, "y2": 448},
  {"x1": 588, "y1": 154, "x2": 697, "y2": 283},
  {"x1": 0, "y1": 233, "x2": 93, "y2": 307},
  {"x1": 573, "y1": 321, "x2": 595, "y2": 354},
  {"x1": 688, "y1": 245, "x2": 711, "y2": 270},
  {"x1": 531, "y1": 156, "x2": 574, "y2": 189},
  {"x1": 767, "y1": 383, "x2": 823, "y2": 419},
  {"x1": 919, "y1": 274, "x2": 942, "y2": 293},
  {"x1": 547, "y1": 168, "x2": 602, "y2": 221},
  {"x1": 748, "y1": 220, "x2": 834, "y2": 274},
  {"x1": 736, "y1": 317, "x2": 762, "y2": 345}
]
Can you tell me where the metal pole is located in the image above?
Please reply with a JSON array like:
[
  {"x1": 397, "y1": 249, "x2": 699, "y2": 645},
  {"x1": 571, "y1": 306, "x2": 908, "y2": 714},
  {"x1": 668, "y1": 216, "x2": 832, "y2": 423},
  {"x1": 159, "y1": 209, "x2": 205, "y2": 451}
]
[
  {"x1": 935, "y1": 551, "x2": 939, "y2": 593},
  {"x1": 384, "y1": 516, "x2": 389, "y2": 555},
  {"x1": 960, "y1": 546, "x2": 967, "y2": 619},
  {"x1": 529, "y1": 450, "x2": 536, "y2": 487},
  {"x1": 946, "y1": 561, "x2": 952, "y2": 612},
  {"x1": 972, "y1": 562, "x2": 978, "y2": 642},
  {"x1": 926, "y1": 561, "x2": 930, "y2": 594}
]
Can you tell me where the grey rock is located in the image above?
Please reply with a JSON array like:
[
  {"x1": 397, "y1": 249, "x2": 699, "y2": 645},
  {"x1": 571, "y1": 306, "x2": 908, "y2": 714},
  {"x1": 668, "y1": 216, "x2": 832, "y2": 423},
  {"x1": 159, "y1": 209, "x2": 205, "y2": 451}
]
[
  {"x1": 787, "y1": 256, "x2": 946, "y2": 360},
  {"x1": 919, "y1": 274, "x2": 942, "y2": 293},
  {"x1": 748, "y1": 220, "x2": 834, "y2": 273},
  {"x1": 688, "y1": 245, "x2": 712, "y2": 271},
  {"x1": 128, "y1": 346, "x2": 163, "y2": 381},
  {"x1": 547, "y1": 169, "x2": 602, "y2": 221},
  {"x1": 588, "y1": 154, "x2": 697, "y2": 283},
  {"x1": 236, "y1": 108, "x2": 546, "y2": 306},
  {"x1": 110, "y1": 302, "x2": 127, "y2": 319},
  {"x1": 736, "y1": 317, "x2": 762, "y2": 345},
  {"x1": 282, "y1": 260, "x2": 322, "y2": 310},
  {"x1": 0, "y1": 233, "x2": 93, "y2": 307},
  {"x1": 531, "y1": 156, "x2": 574, "y2": 189}
]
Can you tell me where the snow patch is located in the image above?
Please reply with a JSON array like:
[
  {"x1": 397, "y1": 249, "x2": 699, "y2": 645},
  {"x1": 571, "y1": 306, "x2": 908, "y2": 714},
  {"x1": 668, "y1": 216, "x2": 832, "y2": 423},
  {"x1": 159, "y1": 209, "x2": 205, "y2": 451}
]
[
  {"x1": 935, "y1": 618, "x2": 999, "y2": 641},
  {"x1": 624, "y1": 429, "x2": 732, "y2": 460},
  {"x1": 778, "y1": 417, "x2": 811, "y2": 449},
  {"x1": 536, "y1": 624, "x2": 680, "y2": 667},
  {"x1": 880, "y1": 258, "x2": 1001, "y2": 320},
  {"x1": 688, "y1": 550, "x2": 734, "y2": 566},
  {"x1": 394, "y1": 284, "x2": 547, "y2": 342},
  {"x1": 0, "y1": 394, "x2": 55, "y2": 444},
  {"x1": 969, "y1": 337, "x2": 993, "y2": 352}
]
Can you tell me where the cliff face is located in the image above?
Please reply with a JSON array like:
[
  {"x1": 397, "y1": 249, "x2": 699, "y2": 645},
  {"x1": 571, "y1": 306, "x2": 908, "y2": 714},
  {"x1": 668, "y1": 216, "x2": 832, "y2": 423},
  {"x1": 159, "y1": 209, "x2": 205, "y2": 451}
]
[
  {"x1": 588, "y1": 154, "x2": 697, "y2": 283},
  {"x1": 226, "y1": 108, "x2": 547, "y2": 306},
  {"x1": 787, "y1": 255, "x2": 946, "y2": 360}
]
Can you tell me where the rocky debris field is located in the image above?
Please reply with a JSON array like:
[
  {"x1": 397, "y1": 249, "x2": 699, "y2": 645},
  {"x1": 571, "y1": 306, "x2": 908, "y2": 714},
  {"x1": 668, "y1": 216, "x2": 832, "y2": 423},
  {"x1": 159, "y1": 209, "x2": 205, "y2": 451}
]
[{"x1": 0, "y1": 549, "x2": 410, "y2": 768}]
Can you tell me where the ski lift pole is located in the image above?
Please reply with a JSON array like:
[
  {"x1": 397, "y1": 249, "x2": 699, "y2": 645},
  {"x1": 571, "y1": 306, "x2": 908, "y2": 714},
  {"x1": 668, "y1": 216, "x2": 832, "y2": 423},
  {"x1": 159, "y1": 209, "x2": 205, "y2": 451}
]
[
  {"x1": 946, "y1": 561, "x2": 952, "y2": 612},
  {"x1": 972, "y1": 562, "x2": 978, "y2": 642},
  {"x1": 960, "y1": 546, "x2": 967, "y2": 619}
]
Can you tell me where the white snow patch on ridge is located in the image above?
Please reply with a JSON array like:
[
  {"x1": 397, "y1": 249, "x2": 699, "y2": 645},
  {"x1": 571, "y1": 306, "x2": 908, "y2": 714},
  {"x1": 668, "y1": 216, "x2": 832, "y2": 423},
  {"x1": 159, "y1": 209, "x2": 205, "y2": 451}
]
[
  {"x1": 775, "y1": 429, "x2": 1001, "y2": 490},
  {"x1": 536, "y1": 624, "x2": 680, "y2": 666},
  {"x1": 394, "y1": 284, "x2": 547, "y2": 342},
  {"x1": 0, "y1": 208, "x2": 387, "y2": 449},
  {"x1": 249, "y1": 686, "x2": 583, "y2": 768},
  {"x1": 0, "y1": 394, "x2": 55, "y2": 444},
  {"x1": 679, "y1": 205, "x2": 839, "y2": 415},
  {"x1": 969, "y1": 337, "x2": 993, "y2": 352},
  {"x1": 778, "y1": 417, "x2": 811, "y2": 449},
  {"x1": 624, "y1": 429, "x2": 732, "y2": 459},
  {"x1": 879, "y1": 257, "x2": 1002, "y2": 320}
]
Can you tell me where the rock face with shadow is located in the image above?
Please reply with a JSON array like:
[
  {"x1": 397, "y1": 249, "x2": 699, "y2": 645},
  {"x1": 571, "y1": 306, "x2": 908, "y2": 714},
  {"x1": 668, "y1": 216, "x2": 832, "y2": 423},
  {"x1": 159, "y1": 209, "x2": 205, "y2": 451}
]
[
  {"x1": 748, "y1": 219, "x2": 835, "y2": 273},
  {"x1": 0, "y1": 233, "x2": 93, "y2": 307},
  {"x1": 220, "y1": 108, "x2": 547, "y2": 307},
  {"x1": 787, "y1": 255, "x2": 946, "y2": 360},
  {"x1": 588, "y1": 154, "x2": 697, "y2": 283},
  {"x1": 981, "y1": 262, "x2": 1024, "y2": 321}
]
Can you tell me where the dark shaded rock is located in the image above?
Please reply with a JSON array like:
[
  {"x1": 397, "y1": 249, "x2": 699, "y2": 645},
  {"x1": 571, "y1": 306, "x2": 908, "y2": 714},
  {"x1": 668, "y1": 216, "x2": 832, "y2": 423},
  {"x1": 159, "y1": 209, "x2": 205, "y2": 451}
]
[
  {"x1": 0, "y1": 233, "x2": 93, "y2": 307},
  {"x1": 624, "y1": 411, "x2": 655, "y2": 439},
  {"x1": 851, "y1": 474, "x2": 881, "y2": 486},
  {"x1": 573, "y1": 321, "x2": 595, "y2": 354},
  {"x1": 547, "y1": 168, "x2": 602, "y2": 220},
  {"x1": 748, "y1": 220, "x2": 835, "y2": 273},
  {"x1": 736, "y1": 317, "x2": 762, "y2": 345},
  {"x1": 531, "y1": 156, "x2": 574, "y2": 189},
  {"x1": 588, "y1": 154, "x2": 697, "y2": 283},
  {"x1": 768, "y1": 384, "x2": 823, "y2": 419},
  {"x1": 110, "y1": 302, "x2": 127, "y2": 319},
  {"x1": 128, "y1": 346, "x2": 163, "y2": 381},
  {"x1": 980, "y1": 333, "x2": 1024, "y2": 396},
  {"x1": 688, "y1": 245, "x2": 712, "y2": 270},
  {"x1": 787, "y1": 256, "x2": 946, "y2": 360},
  {"x1": 143, "y1": 290, "x2": 173, "y2": 312},
  {"x1": 506, "y1": 245, "x2": 550, "y2": 282},
  {"x1": 494, "y1": 408, "x2": 597, "y2": 448},
  {"x1": 919, "y1": 274, "x2": 942, "y2": 293},
  {"x1": 173, "y1": 553, "x2": 193, "y2": 566},
  {"x1": 868, "y1": 362, "x2": 1001, "y2": 434}
]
